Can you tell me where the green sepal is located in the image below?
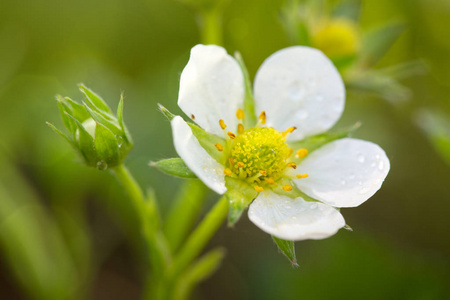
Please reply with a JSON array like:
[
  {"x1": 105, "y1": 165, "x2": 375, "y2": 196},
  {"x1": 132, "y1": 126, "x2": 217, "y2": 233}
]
[
  {"x1": 117, "y1": 94, "x2": 124, "y2": 130},
  {"x1": 150, "y1": 158, "x2": 197, "y2": 179},
  {"x1": 343, "y1": 224, "x2": 353, "y2": 231},
  {"x1": 188, "y1": 123, "x2": 227, "y2": 165},
  {"x1": 64, "y1": 97, "x2": 90, "y2": 122},
  {"x1": 289, "y1": 123, "x2": 360, "y2": 160},
  {"x1": 224, "y1": 176, "x2": 258, "y2": 226},
  {"x1": 65, "y1": 113, "x2": 97, "y2": 166},
  {"x1": 46, "y1": 122, "x2": 76, "y2": 148},
  {"x1": 234, "y1": 52, "x2": 257, "y2": 128},
  {"x1": 158, "y1": 104, "x2": 176, "y2": 121},
  {"x1": 84, "y1": 103, "x2": 123, "y2": 137},
  {"x1": 332, "y1": 0, "x2": 361, "y2": 22},
  {"x1": 359, "y1": 21, "x2": 405, "y2": 68},
  {"x1": 94, "y1": 123, "x2": 120, "y2": 168},
  {"x1": 79, "y1": 84, "x2": 112, "y2": 114},
  {"x1": 57, "y1": 96, "x2": 76, "y2": 136},
  {"x1": 272, "y1": 236, "x2": 298, "y2": 267}
]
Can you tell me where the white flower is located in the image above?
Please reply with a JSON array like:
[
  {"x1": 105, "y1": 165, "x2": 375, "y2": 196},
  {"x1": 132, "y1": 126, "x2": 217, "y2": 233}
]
[{"x1": 170, "y1": 44, "x2": 390, "y2": 241}]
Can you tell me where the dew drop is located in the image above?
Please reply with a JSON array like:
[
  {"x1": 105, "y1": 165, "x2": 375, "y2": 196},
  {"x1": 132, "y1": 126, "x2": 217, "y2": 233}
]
[
  {"x1": 310, "y1": 203, "x2": 318, "y2": 209},
  {"x1": 357, "y1": 154, "x2": 365, "y2": 163},
  {"x1": 117, "y1": 136, "x2": 124, "y2": 147},
  {"x1": 341, "y1": 179, "x2": 346, "y2": 185},
  {"x1": 96, "y1": 160, "x2": 108, "y2": 171},
  {"x1": 288, "y1": 83, "x2": 305, "y2": 102}
]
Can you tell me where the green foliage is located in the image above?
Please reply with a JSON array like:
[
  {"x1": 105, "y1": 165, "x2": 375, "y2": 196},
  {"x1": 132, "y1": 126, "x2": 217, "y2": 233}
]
[
  {"x1": 151, "y1": 158, "x2": 197, "y2": 179},
  {"x1": 272, "y1": 236, "x2": 298, "y2": 267}
]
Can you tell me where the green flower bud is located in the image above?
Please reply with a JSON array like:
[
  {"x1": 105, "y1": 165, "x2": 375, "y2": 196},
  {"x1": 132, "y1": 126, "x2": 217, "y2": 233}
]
[{"x1": 47, "y1": 84, "x2": 133, "y2": 170}]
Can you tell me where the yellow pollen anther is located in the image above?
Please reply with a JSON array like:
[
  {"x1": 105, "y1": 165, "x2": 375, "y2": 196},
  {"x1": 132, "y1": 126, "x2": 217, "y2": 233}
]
[
  {"x1": 219, "y1": 119, "x2": 227, "y2": 130},
  {"x1": 259, "y1": 170, "x2": 267, "y2": 175},
  {"x1": 283, "y1": 126, "x2": 297, "y2": 136},
  {"x1": 215, "y1": 143, "x2": 224, "y2": 151},
  {"x1": 296, "y1": 148, "x2": 308, "y2": 158},
  {"x1": 238, "y1": 123, "x2": 244, "y2": 134},
  {"x1": 229, "y1": 157, "x2": 234, "y2": 165},
  {"x1": 265, "y1": 177, "x2": 275, "y2": 184},
  {"x1": 237, "y1": 162, "x2": 245, "y2": 168},
  {"x1": 287, "y1": 162, "x2": 297, "y2": 169},
  {"x1": 296, "y1": 174, "x2": 309, "y2": 179},
  {"x1": 224, "y1": 168, "x2": 232, "y2": 176},
  {"x1": 259, "y1": 111, "x2": 266, "y2": 124},
  {"x1": 228, "y1": 131, "x2": 236, "y2": 139},
  {"x1": 236, "y1": 109, "x2": 245, "y2": 120},
  {"x1": 282, "y1": 184, "x2": 293, "y2": 191},
  {"x1": 254, "y1": 185, "x2": 264, "y2": 192}
]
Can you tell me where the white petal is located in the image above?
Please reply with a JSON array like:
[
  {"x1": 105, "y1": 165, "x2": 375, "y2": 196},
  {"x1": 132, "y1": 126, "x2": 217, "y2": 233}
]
[
  {"x1": 178, "y1": 44, "x2": 245, "y2": 136},
  {"x1": 248, "y1": 191, "x2": 345, "y2": 241},
  {"x1": 295, "y1": 138, "x2": 390, "y2": 207},
  {"x1": 254, "y1": 46, "x2": 345, "y2": 141},
  {"x1": 171, "y1": 116, "x2": 226, "y2": 194}
]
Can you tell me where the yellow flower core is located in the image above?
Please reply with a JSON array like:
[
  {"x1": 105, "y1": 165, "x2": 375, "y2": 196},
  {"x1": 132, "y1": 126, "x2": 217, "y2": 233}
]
[{"x1": 230, "y1": 127, "x2": 290, "y2": 182}]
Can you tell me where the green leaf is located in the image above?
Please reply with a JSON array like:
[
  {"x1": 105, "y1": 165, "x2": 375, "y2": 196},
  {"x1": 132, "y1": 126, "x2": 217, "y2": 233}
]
[
  {"x1": 360, "y1": 21, "x2": 405, "y2": 67},
  {"x1": 78, "y1": 84, "x2": 112, "y2": 114},
  {"x1": 158, "y1": 103, "x2": 176, "y2": 121},
  {"x1": 332, "y1": 0, "x2": 361, "y2": 21},
  {"x1": 188, "y1": 123, "x2": 227, "y2": 164},
  {"x1": 224, "y1": 176, "x2": 258, "y2": 226},
  {"x1": 272, "y1": 236, "x2": 298, "y2": 266},
  {"x1": 234, "y1": 52, "x2": 257, "y2": 128},
  {"x1": 94, "y1": 123, "x2": 120, "y2": 168},
  {"x1": 289, "y1": 123, "x2": 360, "y2": 158},
  {"x1": 173, "y1": 247, "x2": 226, "y2": 300},
  {"x1": 150, "y1": 158, "x2": 197, "y2": 178}
]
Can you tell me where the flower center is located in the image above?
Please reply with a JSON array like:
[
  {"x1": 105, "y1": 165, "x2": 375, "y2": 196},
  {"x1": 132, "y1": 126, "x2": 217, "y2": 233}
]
[{"x1": 230, "y1": 127, "x2": 289, "y2": 181}]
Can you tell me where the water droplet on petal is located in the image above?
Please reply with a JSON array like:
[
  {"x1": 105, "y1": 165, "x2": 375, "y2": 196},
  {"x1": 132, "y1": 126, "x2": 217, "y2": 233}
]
[
  {"x1": 358, "y1": 187, "x2": 369, "y2": 194},
  {"x1": 310, "y1": 203, "x2": 318, "y2": 209},
  {"x1": 341, "y1": 179, "x2": 346, "y2": 185},
  {"x1": 97, "y1": 160, "x2": 108, "y2": 171},
  {"x1": 357, "y1": 154, "x2": 365, "y2": 163},
  {"x1": 287, "y1": 83, "x2": 305, "y2": 102}
]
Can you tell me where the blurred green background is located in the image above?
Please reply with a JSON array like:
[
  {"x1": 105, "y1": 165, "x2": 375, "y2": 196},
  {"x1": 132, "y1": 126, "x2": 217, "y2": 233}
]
[{"x1": 1, "y1": 0, "x2": 450, "y2": 299}]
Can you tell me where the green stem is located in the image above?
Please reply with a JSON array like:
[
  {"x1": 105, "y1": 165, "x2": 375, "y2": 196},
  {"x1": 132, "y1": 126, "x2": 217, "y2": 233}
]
[
  {"x1": 169, "y1": 196, "x2": 229, "y2": 279},
  {"x1": 164, "y1": 180, "x2": 208, "y2": 252},
  {"x1": 112, "y1": 164, "x2": 171, "y2": 275},
  {"x1": 199, "y1": 9, "x2": 223, "y2": 45}
]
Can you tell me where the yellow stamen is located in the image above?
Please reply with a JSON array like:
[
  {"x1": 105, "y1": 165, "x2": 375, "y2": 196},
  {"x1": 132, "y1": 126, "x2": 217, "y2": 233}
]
[
  {"x1": 215, "y1": 143, "x2": 224, "y2": 151},
  {"x1": 224, "y1": 168, "x2": 232, "y2": 176},
  {"x1": 265, "y1": 177, "x2": 275, "y2": 184},
  {"x1": 296, "y1": 174, "x2": 309, "y2": 179},
  {"x1": 254, "y1": 185, "x2": 264, "y2": 192},
  {"x1": 287, "y1": 162, "x2": 297, "y2": 169},
  {"x1": 229, "y1": 157, "x2": 234, "y2": 165},
  {"x1": 258, "y1": 111, "x2": 266, "y2": 124},
  {"x1": 282, "y1": 184, "x2": 293, "y2": 191},
  {"x1": 259, "y1": 170, "x2": 267, "y2": 175},
  {"x1": 237, "y1": 162, "x2": 245, "y2": 168},
  {"x1": 296, "y1": 148, "x2": 308, "y2": 158},
  {"x1": 287, "y1": 148, "x2": 294, "y2": 158},
  {"x1": 219, "y1": 119, "x2": 227, "y2": 130},
  {"x1": 236, "y1": 108, "x2": 245, "y2": 120},
  {"x1": 283, "y1": 126, "x2": 297, "y2": 137},
  {"x1": 238, "y1": 123, "x2": 244, "y2": 134},
  {"x1": 227, "y1": 131, "x2": 236, "y2": 139}
]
